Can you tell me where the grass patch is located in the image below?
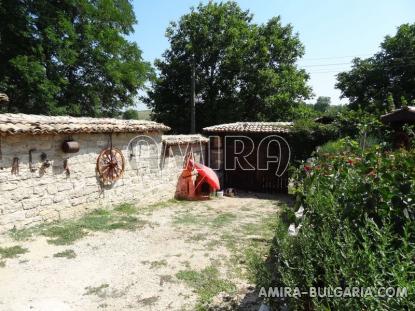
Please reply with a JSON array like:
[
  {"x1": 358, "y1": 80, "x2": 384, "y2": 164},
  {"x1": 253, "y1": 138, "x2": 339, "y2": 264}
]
[
  {"x1": 114, "y1": 203, "x2": 137, "y2": 215},
  {"x1": 150, "y1": 259, "x2": 168, "y2": 269},
  {"x1": 240, "y1": 206, "x2": 251, "y2": 212},
  {"x1": 10, "y1": 206, "x2": 148, "y2": 245},
  {"x1": 53, "y1": 249, "x2": 76, "y2": 259},
  {"x1": 176, "y1": 266, "x2": 236, "y2": 309},
  {"x1": 244, "y1": 247, "x2": 270, "y2": 284},
  {"x1": 205, "y1": 239, "x2": 219, "y2": 251},
  {"x1": 174, "y1": 211, "x2": 236, "y2": 229},
  {"x1": 142, "y1": 199, "x2": 185, "y2": 214},
  {"x1": 220, "y1": 232, "x2": 238, "y2": 251},
  {"x1": 173, "y1": 213, "x2": 205, "y2": 226},
  {"x1": 137, "y1": 296, "x2": 159, "y2": 306},
  {"x1": 210, "y1": 213, "x2": 236, "y2": 228},
  {"x1": 0, "y1": 261, "x2": 5, "y2": 267},
  {"x1": 10, "y1": 225, "x2": 45, "y2": 241},
  {"x1": 0, "y1": 245, "x2": 28, "y2": 259},
  {"x1": 42, "y1": 223, "x2": 87, "y2": 245},
  {"x1": 84, "y1": 283, "x2": 110, "y2": 298},
  {"x1": 187, "y1": 233, "x2": 207, "y2": 242},
  {"x1": 239, "y1": 215, "x2": 279, "y2": 240}
]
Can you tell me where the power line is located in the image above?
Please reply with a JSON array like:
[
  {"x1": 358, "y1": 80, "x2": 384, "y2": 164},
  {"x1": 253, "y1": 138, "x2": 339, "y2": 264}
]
[
  {"x1": 306, "y1": 61, "x2": 415, "y2": 74},
  {"x1": 300, "y1": 54, "x2": 373, "y2": 61},
  {"x1": 300, "y1": 62, "x2": 352, "y2": 67},
  {"x1": 299, "y1": 55, "x2": 415, "y2": 67}
]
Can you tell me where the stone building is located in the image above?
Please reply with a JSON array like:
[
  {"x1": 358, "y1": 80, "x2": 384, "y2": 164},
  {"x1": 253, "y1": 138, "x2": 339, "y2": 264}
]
[{"x1": 0, "y1": 114, "x2": 208, "y2": 232}]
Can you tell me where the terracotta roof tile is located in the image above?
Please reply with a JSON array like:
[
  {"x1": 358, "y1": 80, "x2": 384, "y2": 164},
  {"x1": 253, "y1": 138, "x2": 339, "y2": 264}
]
[
  {"x1": 203, "y1": 122, "x2": 292, "y2": 134},
  {"x1": 0, "y1": 113, "x2": 170, "y2": 136},
  {"x1": 162, "y1": 134, "x2": 209, "y2": 145}
]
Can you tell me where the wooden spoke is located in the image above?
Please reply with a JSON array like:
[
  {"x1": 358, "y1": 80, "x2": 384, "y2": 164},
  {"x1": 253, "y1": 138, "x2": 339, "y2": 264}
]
[{"x1": 96, "y1": 148, "x2": 125, "y2": 185}]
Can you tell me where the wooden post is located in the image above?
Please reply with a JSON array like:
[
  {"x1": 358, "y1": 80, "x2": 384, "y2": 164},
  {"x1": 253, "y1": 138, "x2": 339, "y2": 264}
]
[{"x1": 190, "y1": 59, "x2": 196, "y2": 134}]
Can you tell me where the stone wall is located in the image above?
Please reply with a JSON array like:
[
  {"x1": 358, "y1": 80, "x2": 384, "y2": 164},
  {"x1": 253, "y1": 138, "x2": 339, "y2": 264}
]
[{"x1": 0, "y1": 132, "x2": 206, "y2": 232}]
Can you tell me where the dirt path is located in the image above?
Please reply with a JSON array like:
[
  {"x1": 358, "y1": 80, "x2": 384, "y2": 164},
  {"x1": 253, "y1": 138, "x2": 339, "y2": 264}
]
[{"x1": 0, "y1": 192, "x2": 289, "y2": 311}]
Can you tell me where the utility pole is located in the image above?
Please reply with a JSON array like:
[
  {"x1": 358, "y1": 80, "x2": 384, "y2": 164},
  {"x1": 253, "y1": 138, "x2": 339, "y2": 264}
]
[{"x1": 190, "y1": 57, "x2": 196, "y2": 134}]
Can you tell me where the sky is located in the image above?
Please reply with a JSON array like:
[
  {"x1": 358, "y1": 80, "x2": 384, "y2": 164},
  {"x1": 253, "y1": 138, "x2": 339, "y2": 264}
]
[{"x1": 129, "y1": 0, "x2": 414, "y2": 109}]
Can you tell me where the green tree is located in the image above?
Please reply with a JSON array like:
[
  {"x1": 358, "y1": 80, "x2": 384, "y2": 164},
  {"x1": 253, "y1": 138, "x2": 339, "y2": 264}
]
[
  {"x1": 386, "y1": 92, "x2": 395, "y2": 112},
  {"x1": 145, "y1": 1, "x2": 311, "y2": 133},
  {"x1": 336, "y1": 23, "x2": 415, "y2": 114},
  {"x1": 0, "y1": 0, "x2": 150, "y2": 116},
  {"x1": 122, "y1": 108, "x2": 139, "y2": 120},
  {"x1": 290, "y1": 103, "x2": 318, "y2": 120},
  {"x1": 314, "y1": 96, "x2": 331, "y2": 112}
]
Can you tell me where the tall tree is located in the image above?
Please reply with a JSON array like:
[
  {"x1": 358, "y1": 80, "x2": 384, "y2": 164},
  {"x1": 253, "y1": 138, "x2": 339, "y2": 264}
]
[
  {"x1": 145, "y1": 1, "x2": 311, "y2": 133},
  {"x1": 314, "y1": 96, "x2": 331, "y2": 112},
  {"x1": 336, "y1": 23, "x2": 415, "y2": 114},
  {"x1": 0, "y1": 0, "x2": 150, "y2": 116}
]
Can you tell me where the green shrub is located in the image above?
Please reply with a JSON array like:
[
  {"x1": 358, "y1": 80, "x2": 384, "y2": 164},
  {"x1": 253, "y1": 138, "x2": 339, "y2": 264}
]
[
  {"x1": 288, "y1": 119, "x2": 339, "y2": 161},
  {"x1": 333, "y1": 109, "x2": 390, "y2": 142},
  {"x1": 262, "y1": 147, "x2": 415, "y2": 310},
  {"x1": 279, "y1": 204, "x2": 297, "y2": 226},
  {"x1": 316, "y1": 137, "x2": 360, "y2": 156},
  {"x1": 287, "y1": 108, "x2": 394, "y2": 162},
  {"x1": 122, "y1": 109, "x2": 139, "y2": 120}
]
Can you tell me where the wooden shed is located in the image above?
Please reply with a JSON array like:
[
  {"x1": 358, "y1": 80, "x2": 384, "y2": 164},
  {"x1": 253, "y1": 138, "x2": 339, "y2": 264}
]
[
  {"x1": 381, "y1": 106, "x2": 415, "y2": 126},
  {"x1": 381, "y1": 106, "x2": 415, "y2": 149},
  {"x1": 203, "y1": 122, "x2": 292, "y2": 194}
]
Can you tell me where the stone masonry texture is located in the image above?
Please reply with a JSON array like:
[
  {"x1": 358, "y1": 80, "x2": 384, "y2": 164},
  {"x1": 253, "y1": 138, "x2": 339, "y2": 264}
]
[{"x1": 0, "y1": 132, "x2": 206, "y2": 232}]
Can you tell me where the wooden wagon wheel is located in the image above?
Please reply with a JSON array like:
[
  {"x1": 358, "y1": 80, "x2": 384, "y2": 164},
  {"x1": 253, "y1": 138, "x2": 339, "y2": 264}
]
[{"x1": 96, "y1": 147, "x2": 125, "y2": 185}]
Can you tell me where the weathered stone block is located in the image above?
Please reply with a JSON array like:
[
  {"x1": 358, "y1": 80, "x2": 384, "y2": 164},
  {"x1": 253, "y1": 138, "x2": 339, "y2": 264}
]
[{"x1": 0, "y1": 132, "x2": 206, "y2": 233}]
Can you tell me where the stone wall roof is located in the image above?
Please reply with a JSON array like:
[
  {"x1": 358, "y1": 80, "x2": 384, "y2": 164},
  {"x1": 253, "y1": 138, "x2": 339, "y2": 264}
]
[
  {"x1": 203, "y1": 122, "x2": 292, "y2": 134},
  {"x1": 0, "y1": 113, "x2": 170, "y2": 136},
  {"x1": 162, "y1": 134, "x2": 209, "y2": 145}
]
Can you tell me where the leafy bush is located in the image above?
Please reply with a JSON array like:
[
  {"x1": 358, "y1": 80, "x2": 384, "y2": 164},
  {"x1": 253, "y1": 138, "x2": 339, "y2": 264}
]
[
  {"x1": 263, "y1": 147, "x2": 415, "y2": 310},
  {"x1": 288, "y1": 120, "x2": 339, "y2": 161},
  {"x1": 316, "y1": 137, "x2": 360, "y2": 156},
  {"x1": 288, "y1": 108, "x2": 393, "y2": 162},
  {"x1": 333, "y1": 109, "x2": 388, "y2": 140},
  {"x1": 123, "y1": 109, "x2": 140, "y2": 120}
]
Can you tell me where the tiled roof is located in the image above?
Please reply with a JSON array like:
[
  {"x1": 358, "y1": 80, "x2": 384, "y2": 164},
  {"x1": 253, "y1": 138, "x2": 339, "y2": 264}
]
[
  {"x1": 0, "y1": 93, "x2": 9, "y2": 103},
  {"x1": 162, "y1": 134, "x2": 209, "y2": 145},
  {"x1": 381, "y1": 106, "x2": 415, "y2": 123},
  {"x1": 0, "y1": 113, "x2": 170, "y2": 136},
  {"x1": 203, "y1": 122, "x2": 292, "y2": 133}
]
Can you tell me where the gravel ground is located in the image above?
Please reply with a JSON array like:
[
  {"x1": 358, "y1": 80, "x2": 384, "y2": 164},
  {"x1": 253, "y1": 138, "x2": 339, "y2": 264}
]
[{"x1": 0, "y1": 192, "x2": 288, "y2": 311}]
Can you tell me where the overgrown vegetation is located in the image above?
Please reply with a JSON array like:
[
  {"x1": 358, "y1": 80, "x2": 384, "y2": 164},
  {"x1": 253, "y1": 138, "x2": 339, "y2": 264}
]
[
  {"x1": 288, "y1": 120, "x2": 339, "y2": 161},
  {"x1": 287, "y1": 107, "x2": 392, "y2": 162},
  {"x1": 255, "y1": 144, "x2": 415, "y2": 310},
  {"x1": 176, "y1": 266, "x2": 236, "y2": 310}
]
